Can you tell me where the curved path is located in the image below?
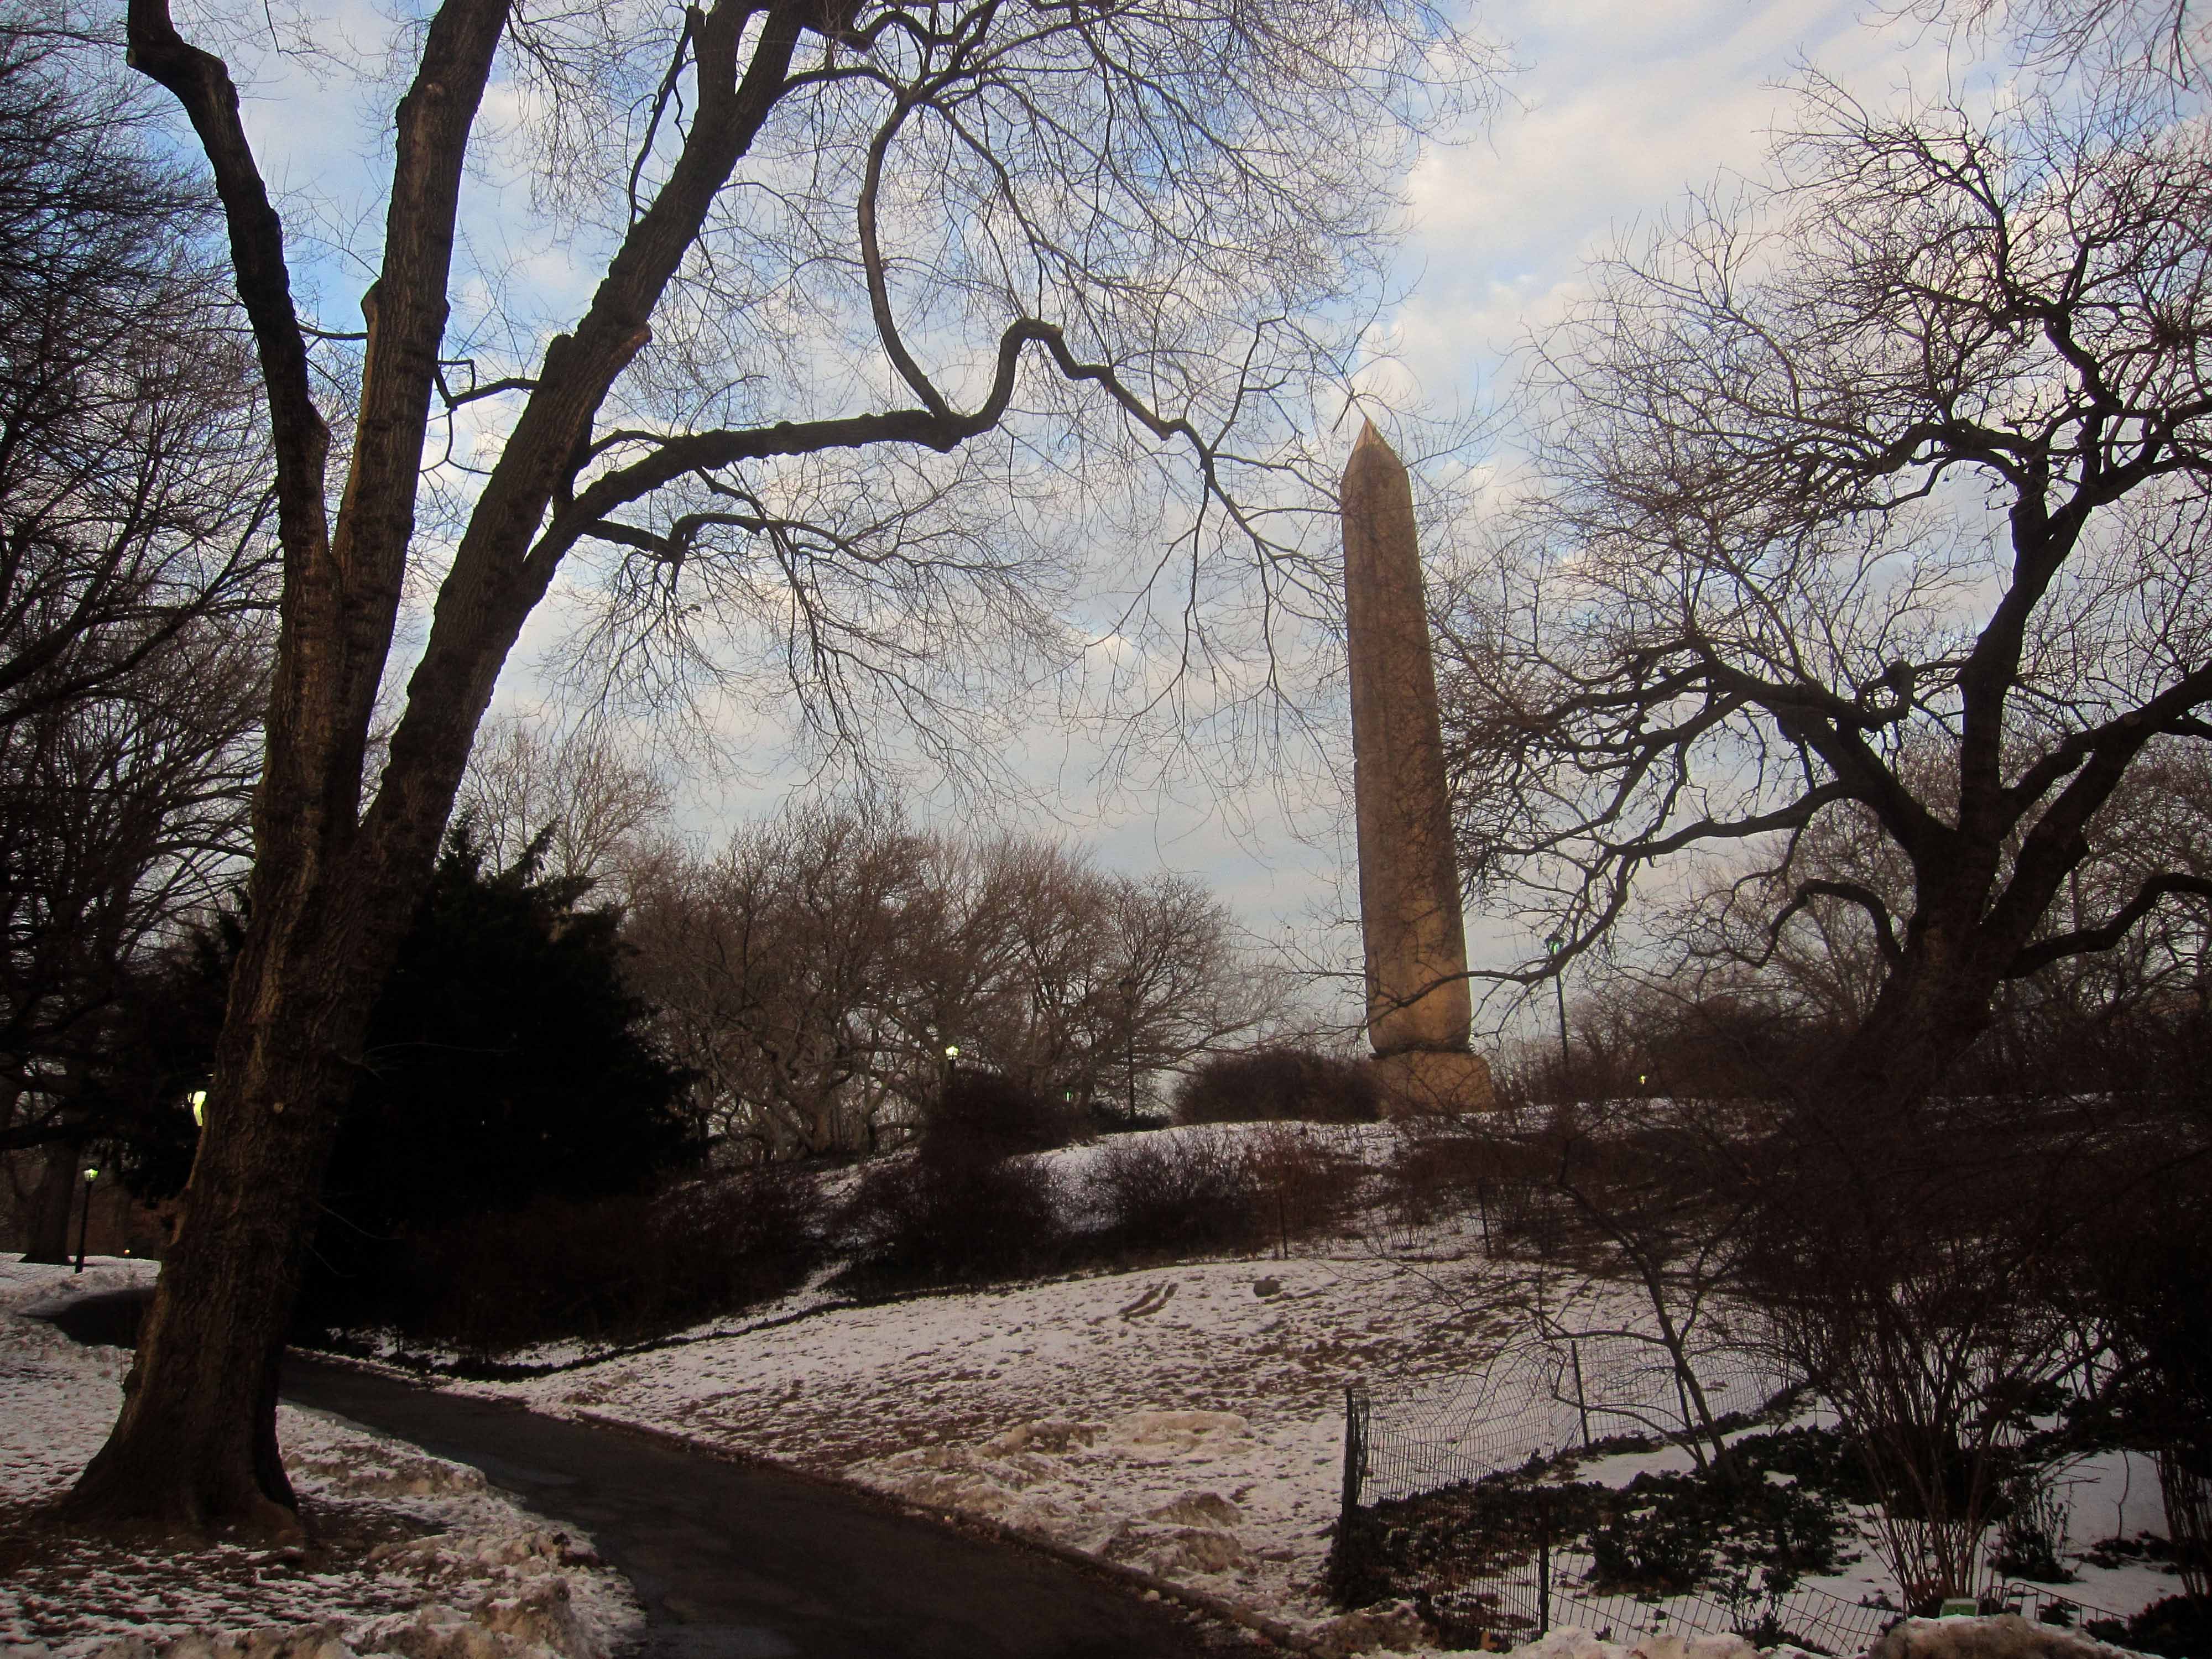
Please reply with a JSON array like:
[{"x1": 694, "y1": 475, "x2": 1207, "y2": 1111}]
[{"x1": 39, "y1": 1292, "x2": 1248, "y2": 1659}]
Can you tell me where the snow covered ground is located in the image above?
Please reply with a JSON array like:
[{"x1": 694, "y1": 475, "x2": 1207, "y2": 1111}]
[
  {"x1": 471, "y1": 1245, "x2": 1511, "y2": 1647},
  {"x1": 425, "y1": 1124, "x2": 2188, "y2": 1656},
  {"x1": 0, "y1": 1257, "x2": 643, "y2": 1659},
  {"x1": 6, "y1": 1115, "x2": 2188, "y2": 1659}
]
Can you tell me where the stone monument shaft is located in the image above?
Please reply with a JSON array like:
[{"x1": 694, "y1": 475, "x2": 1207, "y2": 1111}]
[{"x1": 1342, "y1": 420, "x2": 1473, "y2": 1060}]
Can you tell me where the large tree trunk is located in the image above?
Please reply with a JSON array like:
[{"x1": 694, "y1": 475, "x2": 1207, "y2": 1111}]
[
  {"x1": 1817, "y1": 911, "x2": 2011, "y2": 1121},
  {"x1": 59, "y1": 0, "x2": 522, "y2": 1537},
  {"x1": 67, "y1": 0, "x2": 799, "y2": 1537},
  {"x1": 59, "y1": 877, "x2": 405, "y2": 1532},
  {"x1": 23, "y1": 1142, "x2": 80, "y2": 1264}
]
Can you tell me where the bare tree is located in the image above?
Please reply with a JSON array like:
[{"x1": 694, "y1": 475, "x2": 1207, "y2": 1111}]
[
  {"x1": 0, "y1": 619, "x2": 267, "y2": 1250},
  {"x1": 1480, "y1": 1101, "x2": 1769, "y2": 1477},
  {"x1": 74, "y1": 0, "x2": 1488, "y2": 1531},
  {"x1": 1442, "y1": 73, "x2": 2212, "y2": 1121},
  {"x1": 1897, "y1": 0, "x2": 2210, "y2": 90},
  {"x1": 453, "y1": 714, "x2": 671, "y2": 894},
  {"x1": 1683, "y1": 741, "x2": 2212, "y2": 1094},
  {"x1": 0, "y1": 20, "x2": 273, "y2": 1255},
  {"x1": 1105, "y1": 867, "x2": 1288, "y2": 1104},
  {"x1": 0, "y1": 23, "x2": 271, "y2": 734},
  {"x1": 623, "y1": 802, "x2": 1277, "y2": 1157},
  {"x1": 627, "y1": 801, "x2": 927, "y2": 1157}
]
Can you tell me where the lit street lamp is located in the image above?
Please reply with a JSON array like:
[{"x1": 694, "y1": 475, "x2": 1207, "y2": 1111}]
[
  {"x1": 189, "y1": 1088, "x2": 207, "y2": 1128},
  {"x1": 1546, "y1": 933, "x2": 1569, "y2": 1099},
  {"x1": 74, "y1": 1165, "x2": 98, "y2": 1275}
]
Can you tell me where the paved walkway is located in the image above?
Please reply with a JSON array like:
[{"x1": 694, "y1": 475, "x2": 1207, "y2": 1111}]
[{"x1": 40, "y1": 1292, "x2": 1250, "y2": 1659}]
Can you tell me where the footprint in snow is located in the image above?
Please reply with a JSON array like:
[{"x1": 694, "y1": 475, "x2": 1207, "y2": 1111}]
[{"x1": 1117, "y1": 1283, "x2": 1177, "y2": 1321}]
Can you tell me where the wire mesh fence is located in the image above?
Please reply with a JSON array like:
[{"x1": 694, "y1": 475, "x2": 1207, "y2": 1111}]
[
  {"x1": 1366, "y1": 1537, "x2": 1907, "y2": 1656},
  {"x1": 1356, "y1": 1334, "x2": 1790, "y2": 1507},
  {"x1": 1331, "y1": 1334, "x2": 2143, "y2": 1654},
  {"x1": 1388, "y1": 1545, "x2": 2140, "y2": 1655}
]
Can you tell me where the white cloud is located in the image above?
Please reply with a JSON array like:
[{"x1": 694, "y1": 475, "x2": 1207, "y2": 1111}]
[{"x1": 1384, "y1": 0, "x2": 1948, "y2": 403}]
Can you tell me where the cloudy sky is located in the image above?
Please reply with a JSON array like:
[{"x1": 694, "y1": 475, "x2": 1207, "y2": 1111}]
[
  {"x1": 215, "y1": 0, "x2": 1995, "y2": 1037},
  {"x1": 1068, "y1": 0, "x2": 1975, "y2": 1029}
]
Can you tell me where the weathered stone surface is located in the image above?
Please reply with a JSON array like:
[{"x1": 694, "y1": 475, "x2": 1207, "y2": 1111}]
[
  {"x1": 1372, "y1": 1048, "x2": 1495, "y2": 1115},
  {"x1": 1342, "y1": 420, "x2": 1477, "y2": 1073}
]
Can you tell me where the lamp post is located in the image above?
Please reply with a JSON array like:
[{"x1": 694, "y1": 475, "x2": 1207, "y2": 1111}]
[
  {"x1": 1118, "y1": 972, "x2": 1138, "y2": 1125},
  {"x1": 1546, "y1": 933, "x2": 1569, "y2": 1100},
  {"x1": 74, "y1": 1165, "x2": 98, "y2": 1274}
]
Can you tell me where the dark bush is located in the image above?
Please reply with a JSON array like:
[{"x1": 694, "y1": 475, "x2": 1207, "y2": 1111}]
[
  {"x1": 2086, "y1": 1596, "x2": 2212, "y2": 1659},
  {"x1": 1990, "y1": 1470, "x2": 2075, "y2": 1583},
  {"x1": 1172, "y1": 1048, "x2": 1382, "y2": 1126},
  {"x1": 1585, "y1": 1465, "x2": 1849, "y2": 1597},
  {"x1": 310, "y1": 1167, "x2": 824, "y2": 1353},
  {"x1": 1089, "y1": 1126, "x2": 1270, "y2": 1255},
  {"x1": 1330, "y1": 1476, "x2": 1613, "y2": 1641},
  {"x1": 290, "y1": 827, "x2": 698, "y2": 1332},
  {"x1": 1378, "y1": 1127, "x2": 1537, "y2": 1229},
  {"x1": 1089, "y1": 1103, "x2": 1173, "y2": 1135},
  {"x1": 922, "y1": 1068, "x2": 1083, "y2": 1165},
  {"x1": 1487, "y1": 1176, "x2": 1571, "y2": 1255},
  {"x1": 1587, "y1": 1489, "x2": 1719, "y2": 1595},
  {"x1": 836, "y1": 1151, "x2": 1071, "y2": 1290},
  {"x1": 1728, "y1": 1424, "x2": 1884, "y2": 1507},
  {"x1": 329, "y1": 826, "x2": 694, "y2": 1234},
  {"x1": 1335, "y1": 1452, "x2": 1852, "y2": 1633}
]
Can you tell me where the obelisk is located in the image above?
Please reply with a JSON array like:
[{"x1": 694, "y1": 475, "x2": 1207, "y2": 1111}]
[{"x1": 1342, "y1": 420, "x2": 1493, "y2": 1113}]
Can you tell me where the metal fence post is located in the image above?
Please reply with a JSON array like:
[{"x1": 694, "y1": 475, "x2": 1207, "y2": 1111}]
[
  {"x1": 1538, "y1": 1528, "x2": 1552, "y2": 1636},
  {"x1": 1572, "y1": 1340, "x2": 1591, "y2": 1448},
  {"x1": 1341, "y1": 1384, "x2": 1369, "y2": 1517},
  {"x1": 1330, "y1": 1384, "x2": 1373, "y2": 1604}
]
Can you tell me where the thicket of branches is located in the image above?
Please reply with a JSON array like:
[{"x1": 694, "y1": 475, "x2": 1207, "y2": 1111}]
[
  {"x1": 70, "y1": 0, "x2": 1494, "y2": 1528},
  {"x1": 1442, "y1": 40, "x2": 2212, "y2": 1118},
  {"x1": 623, "y1": 799, "x2": 1288, "y2": 1159},
  {"x1": 1413, "y1": 1085, "x2": 2209, "y2": 1610},
  {"x1": 0, "y1": 22, "x2": 274, "y2": 1254}
]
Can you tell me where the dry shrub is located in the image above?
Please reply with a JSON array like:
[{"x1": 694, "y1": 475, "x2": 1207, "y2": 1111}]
[
  {"x1": 1089, "y1": 1126, "x2": 1269, "y2": 1255},
  {"x1": 364, "y1": 1168, "x2": 823, "y2": 1353},
  {"x1": 1378, "y1": 1125, "x2": 1546, "y2": 1233},
  {"x1": 835, "y1": 1151, "x2": 1071, "y2": 1290},
  {"x1": 922, "y1": 1069, "x2": 1083, "y2": 1164},
  {"x1": 1486, "y1": 1176, "x2": 1573, "y2": 1255},
  {"x1": 1088, "y1": 1124, "x2": 1357, "y2": 1257},
  {"x1": 1244, "y1": 1123, "x2": 1362, "y2": 1250},
  {"x1": 1172, "y1": 1047, "x2": 1383, "y2": 1125},
  {"x1": 1745, "y1": 1097, "x2": 2098, "y2": 1607}
]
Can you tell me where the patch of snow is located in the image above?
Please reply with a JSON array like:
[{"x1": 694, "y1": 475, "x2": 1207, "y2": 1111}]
[
  {"x1": 0, "y1": 1256, "x2": 643, "y2": 1659},
  {"x1": 1504, "y1": 1629, "x2": 1788, "y2": 1659},
  {"x1": 0, "y1": 1255, "x2": 161, "y2": 1320},
  {"x1": 452, "y1": 1241, "x2": 1527, "y2": 1643}
]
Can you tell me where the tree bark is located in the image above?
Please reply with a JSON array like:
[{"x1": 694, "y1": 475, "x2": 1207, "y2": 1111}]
[
  {"x1": 60, "y1": 877, "x2": 406, "y2": 1532},
  {"x1": 1822, "y1": 958, "x2": 2000, "y2": 1118},
  {"x1": 63, "y1": 0, "x2": 802, "y2": 1536},
  {"x1": 23, "y1": 1143, "x2": 79, "y2": 1265},
  {"x1": 61, "y1": 0, "x2": 517, "y2": 1534}
]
